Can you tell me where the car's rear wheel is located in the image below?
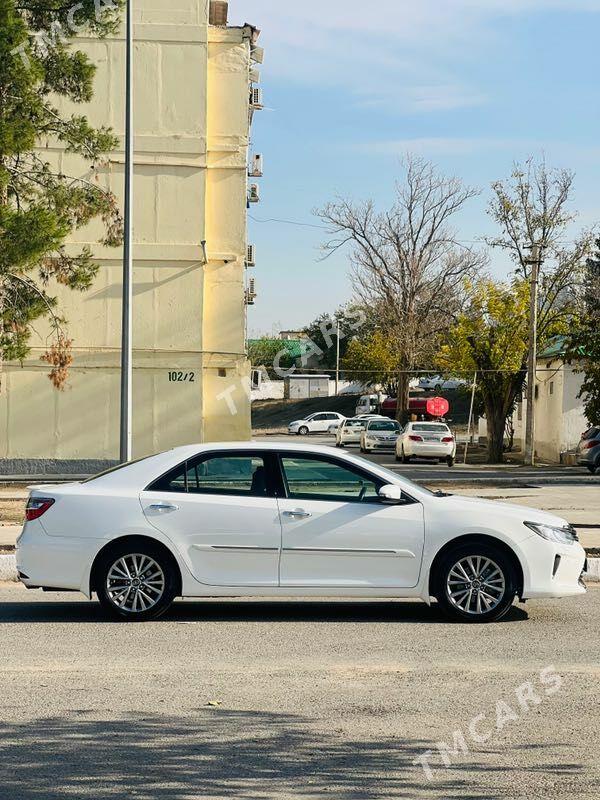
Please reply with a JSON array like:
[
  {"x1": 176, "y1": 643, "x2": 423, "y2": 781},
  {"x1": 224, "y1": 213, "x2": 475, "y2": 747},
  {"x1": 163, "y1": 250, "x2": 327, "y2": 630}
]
[
  {"x1": 298, "y1": 426, "x2": 309, "y2": 436},
  {"x1": 402, "y1": 449, "x2": 411, "y2": 464},
  {"x1": 587, "y1": 463, "x2": 598, "y2": 474},
  {"x1": 447, "y1": 456, "x2": 455, "y2": 468},
  {"x1": 96, "y1": 542, "x2": 178, "y2": 621},
  {"x1": 435, "y1": 543, "x2": 517, "y2": 623}
]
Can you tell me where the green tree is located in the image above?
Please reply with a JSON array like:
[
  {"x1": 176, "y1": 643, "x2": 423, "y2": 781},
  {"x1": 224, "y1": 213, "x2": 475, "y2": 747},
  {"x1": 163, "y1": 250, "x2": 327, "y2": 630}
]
[
  {"x1": 568, "y1": 238, "x2": 600, "y2": 425},
  {"x1": 439, "y1": 280, "x2": 530, "y2": 463},
  {"x1": 303, "y1": 305, "x2": 367, "y2": 371},
  {"x1": 248, "y1": 337, "x2": 296, "y2": 380},
  {"x1": 342, "y1": 330, "x2": 400, "y2": 395},
  {"x1": 0, "y1": 0, "x2": 123, "y2": 390}
]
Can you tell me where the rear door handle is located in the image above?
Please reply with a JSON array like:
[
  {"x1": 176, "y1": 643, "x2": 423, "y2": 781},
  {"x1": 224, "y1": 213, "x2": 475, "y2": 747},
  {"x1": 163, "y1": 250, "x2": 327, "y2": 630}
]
[
  {"x1": 283, "y1": 509, "x2": 311, "y2": 519},
  {"x1": 148, "y1": 503, "x2": 179, "y2": 513}
]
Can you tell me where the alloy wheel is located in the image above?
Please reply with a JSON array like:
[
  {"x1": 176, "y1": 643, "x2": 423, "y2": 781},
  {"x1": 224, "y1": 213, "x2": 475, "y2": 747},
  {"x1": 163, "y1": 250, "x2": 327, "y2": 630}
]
[
  {"x1": 106, "y1": 553, "x2": 165, "y2": 614},
  {"x1": 446, "y1": 555, "x2": 506, "y2": 616}
]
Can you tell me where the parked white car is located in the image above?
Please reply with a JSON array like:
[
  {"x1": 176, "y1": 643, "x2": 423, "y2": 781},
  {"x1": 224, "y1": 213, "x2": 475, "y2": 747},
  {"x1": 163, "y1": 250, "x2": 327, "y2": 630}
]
[
  {"x1": 335, "y1": 417, "x2": 368, "y2": 447},
  {"x1": 17, "y1": 442, "x2": 587, "y2": 623},
  {"x1": 397, "y1": 421, "x2": 457, "y2": 467},
  {"x1": 288, "y1": 412, "x2": 345, "y2": 435},
  {"x1": 418, "y1": 375, "x2": 467, "y2": 392},
  {"x1": 360, "y1": 419, "x2": 402, "y2": 453}
]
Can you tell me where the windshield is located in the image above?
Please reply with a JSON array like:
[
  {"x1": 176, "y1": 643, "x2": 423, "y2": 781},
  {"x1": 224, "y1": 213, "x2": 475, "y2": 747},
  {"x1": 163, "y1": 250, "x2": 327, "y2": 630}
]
[
  {"x1": 412, "y1": 424, "x2": 450, "y2": 433},
  {"x1": 368, "y1": 420, "x2": 401, "y2": 432},
  {"x1": 345, "y1": 420, "x2": 366, "y2": 429}
]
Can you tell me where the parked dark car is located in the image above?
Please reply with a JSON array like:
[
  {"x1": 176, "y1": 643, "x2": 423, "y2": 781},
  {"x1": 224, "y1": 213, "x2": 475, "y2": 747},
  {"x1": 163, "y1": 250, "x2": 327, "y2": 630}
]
[{"x1": 576, "y1": 426, "x2": 600, "y2": 474}]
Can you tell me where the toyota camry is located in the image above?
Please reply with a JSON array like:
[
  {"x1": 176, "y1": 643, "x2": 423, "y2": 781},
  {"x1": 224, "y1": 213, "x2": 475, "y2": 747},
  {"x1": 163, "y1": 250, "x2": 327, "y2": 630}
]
[{"x1": 16, "y1": 443, "x2": 587, "y2": 622}]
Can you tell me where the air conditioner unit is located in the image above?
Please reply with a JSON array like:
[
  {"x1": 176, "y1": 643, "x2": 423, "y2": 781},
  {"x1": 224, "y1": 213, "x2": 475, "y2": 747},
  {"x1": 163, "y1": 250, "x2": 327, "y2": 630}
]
[
  {"x1": 249, "y1": 154, "x2": 263, "y2": 178},
  {"x1": 248, "y1": 184, "x2": 260, "y2": 203},
  {"x1": 251, "y1": 45, "x2": 265, "y2": 64},
  {"x1": 246, "y1": 244, "x2": 256, "y2": 267},
  {"x1": 245, "y1": 278, "x2": 257, "y2": 306},
  {"x1": 250, "y1": 87, "x2": 263, "y2": 109}
]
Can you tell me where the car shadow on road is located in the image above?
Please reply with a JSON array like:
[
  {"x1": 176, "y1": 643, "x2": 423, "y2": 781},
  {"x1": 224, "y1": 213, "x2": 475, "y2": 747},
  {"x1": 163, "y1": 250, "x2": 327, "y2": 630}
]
[
  {"x1": 0, "y1": 708, "x2": 581, "y2": 800},
  {"x1": 0, "y1": 597, "x2": 530, "y2": 625}
]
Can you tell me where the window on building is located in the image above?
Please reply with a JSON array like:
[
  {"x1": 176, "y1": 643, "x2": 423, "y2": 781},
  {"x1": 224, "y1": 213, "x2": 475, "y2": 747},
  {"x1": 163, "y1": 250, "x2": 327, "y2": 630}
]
[{"x1": 549, "y1": 381, "x2": 554, "y2": 396}]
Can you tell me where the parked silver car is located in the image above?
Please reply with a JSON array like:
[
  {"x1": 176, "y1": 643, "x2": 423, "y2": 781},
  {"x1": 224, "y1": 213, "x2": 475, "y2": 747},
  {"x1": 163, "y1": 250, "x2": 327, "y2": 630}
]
[{"x1": 576, "y1": 426, "x2": 600, "y2": 474}]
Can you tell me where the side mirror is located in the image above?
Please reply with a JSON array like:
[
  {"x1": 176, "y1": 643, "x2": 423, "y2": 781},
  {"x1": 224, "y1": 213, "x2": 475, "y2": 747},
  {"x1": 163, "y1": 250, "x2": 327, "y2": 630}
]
[{"x1": 379, "y1": 484, "x2": 403, "y2": 504}]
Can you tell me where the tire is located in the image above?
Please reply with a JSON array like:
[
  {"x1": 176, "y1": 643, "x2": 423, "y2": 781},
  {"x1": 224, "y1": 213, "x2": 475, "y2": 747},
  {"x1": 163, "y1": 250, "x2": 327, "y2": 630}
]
[
  {"x1": 298, "y1": 426, "x2": 309, "y2": 436},
  {"x1": 96, "y1": 541, "x2": 179, "y2": 621},
  {"x1": 434, "y1": 384, "x2": 442, "y2": 392},
  {"x1": 435, "y1": 543, "x2": 517, "y2": 623},
  {"x1": 447, "y1": 456, "x2": 455, "y2": 468},
  {"x1": 395, "y1": 453, "x2": 402, "y2": 463},
  {"x1": 402, "y1": 449, "x2": 411, "y2": 464},
  {"x1": 587, "y1": 463, "x2": 598, "y2": 475}
]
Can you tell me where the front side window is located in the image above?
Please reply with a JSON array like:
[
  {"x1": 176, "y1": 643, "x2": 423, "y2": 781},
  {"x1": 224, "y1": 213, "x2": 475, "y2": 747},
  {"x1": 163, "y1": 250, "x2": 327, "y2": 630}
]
[
  {"x1": 149, "y1": 455, "x2": 268, "y2": 497},
  {"x1": 280, "y1": 456, "x2": 382, "y2": 503}
]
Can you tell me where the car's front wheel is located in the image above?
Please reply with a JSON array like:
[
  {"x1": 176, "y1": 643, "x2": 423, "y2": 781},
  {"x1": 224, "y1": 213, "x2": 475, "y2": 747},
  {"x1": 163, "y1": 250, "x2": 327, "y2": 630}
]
[
  {"x1": 435, "y1": 543, "x2": 517, "y2": 623},
  {"x1": 298, "y1": 426, "x2": 309, "y2": 436},
  {"x1": 96, "y1": 542, "x2": 179, "y2": 621}
]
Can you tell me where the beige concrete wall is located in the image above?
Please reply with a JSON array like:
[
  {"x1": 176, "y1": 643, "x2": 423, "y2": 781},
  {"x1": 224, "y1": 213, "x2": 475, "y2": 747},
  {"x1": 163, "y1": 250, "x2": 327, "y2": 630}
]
[{"x1": 1, "y1": 1, "x2": 253, "y2": 464}]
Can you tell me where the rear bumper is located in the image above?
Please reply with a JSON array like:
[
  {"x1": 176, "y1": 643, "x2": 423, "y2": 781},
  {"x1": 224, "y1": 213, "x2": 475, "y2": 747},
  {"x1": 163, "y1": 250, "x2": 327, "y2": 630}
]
[
  {"x1": 16, "y1": 520, "x2": 98, "y2": 596},
  {"x1": 406, "y1": 444, "x2": 455, "y2": 458}
]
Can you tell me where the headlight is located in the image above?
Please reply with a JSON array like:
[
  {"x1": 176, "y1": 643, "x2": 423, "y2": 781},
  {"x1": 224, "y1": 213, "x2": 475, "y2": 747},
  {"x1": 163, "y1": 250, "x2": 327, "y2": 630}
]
[{"x1": 524, "y1": 521, "x2": 578, "y2": 546}]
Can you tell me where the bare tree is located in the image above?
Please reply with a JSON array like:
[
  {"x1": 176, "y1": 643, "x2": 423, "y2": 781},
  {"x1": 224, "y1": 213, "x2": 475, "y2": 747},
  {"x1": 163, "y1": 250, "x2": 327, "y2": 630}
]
[
  {"x1": 487, "y1": 159, "x2": 593, "y2": 337},
  {"x1": 317, "y1": 157, "x2": 485, "y2": 418}
]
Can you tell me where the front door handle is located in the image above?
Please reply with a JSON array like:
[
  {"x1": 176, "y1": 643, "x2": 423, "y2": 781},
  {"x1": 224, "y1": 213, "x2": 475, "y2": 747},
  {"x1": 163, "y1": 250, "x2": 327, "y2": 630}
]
[
  {"x1": 283, "y1": 509, "x2": 311, "y2": 519},
  {"x1": 148, "y1": 503, "x2": 179, "y2": 513}
]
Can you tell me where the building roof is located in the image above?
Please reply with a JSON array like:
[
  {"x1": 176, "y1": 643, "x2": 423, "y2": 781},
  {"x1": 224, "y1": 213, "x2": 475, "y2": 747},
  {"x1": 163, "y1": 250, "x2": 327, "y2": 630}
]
[{"x1": 538, "y1": 335, "x2": 586, "y2": 361}]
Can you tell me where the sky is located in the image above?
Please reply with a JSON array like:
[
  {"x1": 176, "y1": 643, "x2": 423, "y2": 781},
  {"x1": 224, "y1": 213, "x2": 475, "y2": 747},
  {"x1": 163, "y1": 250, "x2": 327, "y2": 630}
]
[{"x1": 240, "y1": 0, "x2": 600, "y2": 336}]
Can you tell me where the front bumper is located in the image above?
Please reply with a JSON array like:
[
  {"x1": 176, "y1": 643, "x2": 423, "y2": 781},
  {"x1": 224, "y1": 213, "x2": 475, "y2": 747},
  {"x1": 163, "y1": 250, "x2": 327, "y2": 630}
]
[
  {"x1": 364, "y1": 438, "x2": 397, "y2": 450},
  {"x1": 519, "y1": 535, "x2": 587, "y2": 599}
]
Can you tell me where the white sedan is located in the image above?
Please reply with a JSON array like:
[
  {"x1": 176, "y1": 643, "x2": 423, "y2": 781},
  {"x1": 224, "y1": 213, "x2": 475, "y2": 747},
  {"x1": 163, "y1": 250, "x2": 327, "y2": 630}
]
[
  {"x1": 335, "y1": 417, "x2": 368, "y2": 446},
  {"x1": 360, "y1": 419, "x2": 402, "y2": 453},
  {"x1": 418, "y1": 375, "x2": 467, "y2": 392},
  {"x1": 288, "y1": 412, "x2": 345, "y2": 435},
  {"x1": 397, "y1": 422, "x2": 457, "y2": 466},
  {"x1": 17, "y1": 443, "x2": 586, "y2": 623}
]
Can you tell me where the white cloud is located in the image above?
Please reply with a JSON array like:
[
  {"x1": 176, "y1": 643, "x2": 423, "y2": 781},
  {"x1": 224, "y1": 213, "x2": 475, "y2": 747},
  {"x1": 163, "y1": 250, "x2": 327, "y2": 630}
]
[{"x1": 240, "y1": 0, "x2": 600, "y2": 112}]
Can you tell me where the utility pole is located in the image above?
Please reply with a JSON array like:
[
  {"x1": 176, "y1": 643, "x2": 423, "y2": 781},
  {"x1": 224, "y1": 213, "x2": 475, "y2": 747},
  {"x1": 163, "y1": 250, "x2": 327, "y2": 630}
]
[
  {"x1": 335, "y1": 319, "x2": 341, "y2": 395},
  {"x1": 524, "y1": 244, "x2": 542, "y2": 467},
  {"x1": 119, "y1": 0, "x2": 134, "y2": 463}
]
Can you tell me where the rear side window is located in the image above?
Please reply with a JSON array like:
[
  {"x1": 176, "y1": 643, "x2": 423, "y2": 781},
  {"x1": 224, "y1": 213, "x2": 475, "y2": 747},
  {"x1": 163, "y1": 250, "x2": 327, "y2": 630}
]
[{"x1": 148, "y1": 454, "x2": 269, "y2": 497}]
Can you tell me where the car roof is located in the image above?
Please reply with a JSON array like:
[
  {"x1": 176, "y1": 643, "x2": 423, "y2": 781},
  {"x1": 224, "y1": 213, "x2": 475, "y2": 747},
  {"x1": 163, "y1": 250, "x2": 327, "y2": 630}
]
[{"x1": 409, "y1": 421, "x2": 450, "y2": 426}]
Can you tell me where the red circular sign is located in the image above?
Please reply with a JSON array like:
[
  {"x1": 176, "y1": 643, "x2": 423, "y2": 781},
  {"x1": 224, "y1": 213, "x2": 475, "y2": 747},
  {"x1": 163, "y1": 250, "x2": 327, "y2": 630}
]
[{"x1": 426, "y1": 396, "x2": 450, "y2": 418}]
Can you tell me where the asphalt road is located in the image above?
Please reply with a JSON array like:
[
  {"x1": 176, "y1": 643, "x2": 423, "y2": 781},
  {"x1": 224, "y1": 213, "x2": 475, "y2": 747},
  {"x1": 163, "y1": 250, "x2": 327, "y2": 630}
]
[{"x1": 0, "y1": 583, "x2": 598, "y2": 799}]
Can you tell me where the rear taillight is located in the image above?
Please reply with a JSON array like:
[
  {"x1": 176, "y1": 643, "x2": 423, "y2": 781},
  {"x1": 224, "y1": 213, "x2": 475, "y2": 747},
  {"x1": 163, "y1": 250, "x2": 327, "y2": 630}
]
[
  {"x1": 582, "y1": 441, "x2": 596, "y2": 450},
  {"x1": 409, "y1": 435, "x2": 423, "y2": 442},
  {"x1": 442, "y1": 436, "x2": 454, "y2": 443},
  {"x1": 25, "y1": 497, "x2": 55, "y2": 521}
]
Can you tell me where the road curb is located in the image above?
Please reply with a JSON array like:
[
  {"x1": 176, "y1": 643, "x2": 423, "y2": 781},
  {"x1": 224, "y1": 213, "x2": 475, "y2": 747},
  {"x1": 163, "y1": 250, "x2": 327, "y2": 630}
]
[{"x1": 0, "y1": 553, "x2": 599, "y2": 585}]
